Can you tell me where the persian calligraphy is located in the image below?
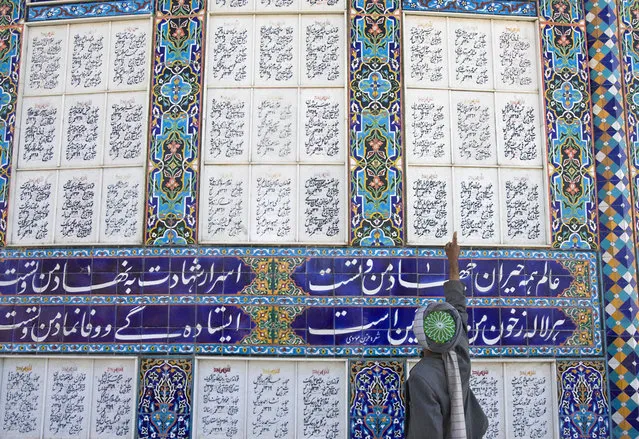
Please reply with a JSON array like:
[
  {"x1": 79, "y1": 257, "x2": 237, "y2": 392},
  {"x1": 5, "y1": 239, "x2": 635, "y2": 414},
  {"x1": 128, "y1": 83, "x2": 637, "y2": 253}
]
[
  {"x1": 470, "y1": 365, "x2": 505, "y2": 439},
  {"x1": 63, "y1": 96, "x2": 104, "y2": 165},
  {"x1": 256, "y1": 18, "x2": 297, "y2": 85},
  {"x1": 252, "y1": 169, "x2": 295, "y2": 241},
  {"x1": 68, "y1": 25, "x2": 108, "y2": 92},
  {"x1": 248, "y1": 363, "x2": 295, "y2": 439},
  {"x1": 197, "y1": 361, "x2": 245, "y2": 438},
  {"x1": 57, "y1": 172, "x2": 99, "y2": 243},
  {"x1": 451, "y1": 20, "x2": 492, "y2": 88},
  {"x1": 457, "y1": 171, "x2": 498, "y2": 243},
  {"x1": 496, "y1": 94, "x2": 540, "y2": 165},
  {"x1": 101, "y1": 170, "x2": 143, "y2": 243},
  {"x1": 25, "y1": 27, "x2": 66, "y2": 94},
  {"x1": 109, "y1": 22, "x2": 148, "y2": 90},
  {"x1": 13, "y1": 172, "x2": 55, "y2": 245},
  {"x1": 91, "y1": 361, "x2": 135, "y2": 439},
  {"x1": 494, "y1": 22, "x2": 537, "y2": 90},
  {"x1": 296, "y1": 363, "x2": 345, "y2": 439},
  {"x1": 406, "y1": 91, "x2": 450, "y2": 163},
  {"x1": 502, "y1": 170, "x2": 544, "y2": 244},
  {"x1": 302, "y1": 17, "x2": 342, "y2": 84},
  {"x1": 209, "y1": 18, "x2": 251, "y2": 85},
  {"x1": 206, "y1": 91, "x2": 250, "y2": 162},
  {"x1": 406, "y1": 18, "x2": 448, "y2": 86},
  {"x1": 0, "y1": 360, "x2": 45, "y2": 438},
  {"x1": 19, "y1": 97, "x2": 61, "y2": 168},
  {"x1": 106, "y1": 93, "x2": 146, "y2": 165},
  {"x1": 301, "y1": 90, "x2": 343, "y2": 161},
  {"x1": 203, "y1": 167, "x2": 248, "y2": 242},
  {"x1": 506, "y1": 364, "x2": 553, "y2": 439},
  {"x1": 300, "y1": 167, "x2": 342, "y2": 242},
  {"x1": 253, "y1": 91, "x2": 297, "y2": 161},
  {"x1": 45, "y1": 360, "x2": 92, "y2": 438},
  {"x1": 452, "y1": 93, "x2": 496, "y2": 164},
  {"x1": 407, "y1": 169, "x2": 451, "y2": 243}
]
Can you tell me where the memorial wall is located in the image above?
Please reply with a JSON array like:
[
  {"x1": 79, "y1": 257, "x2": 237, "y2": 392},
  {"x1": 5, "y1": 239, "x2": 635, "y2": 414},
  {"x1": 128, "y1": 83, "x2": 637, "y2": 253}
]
[{"x1": 0, "y1": 0, "x2": 634, "y2": 437}]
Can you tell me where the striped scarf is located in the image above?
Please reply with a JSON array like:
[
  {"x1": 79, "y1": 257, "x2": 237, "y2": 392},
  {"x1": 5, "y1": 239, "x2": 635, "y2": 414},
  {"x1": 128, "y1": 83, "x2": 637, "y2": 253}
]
[{"x1": 413, "y1": 303, "x2": 467, "y2": 439}]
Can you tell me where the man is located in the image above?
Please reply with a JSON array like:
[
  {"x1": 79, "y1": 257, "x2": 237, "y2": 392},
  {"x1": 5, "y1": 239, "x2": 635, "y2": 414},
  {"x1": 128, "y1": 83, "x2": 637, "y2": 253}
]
[{"x1": 405, "y1": 232, "x2": 488, "y2": 439}]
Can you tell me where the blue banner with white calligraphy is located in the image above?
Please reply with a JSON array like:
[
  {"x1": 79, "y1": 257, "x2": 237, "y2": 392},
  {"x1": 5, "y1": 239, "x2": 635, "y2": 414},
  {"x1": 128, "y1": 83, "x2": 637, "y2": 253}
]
[{"x1": 0, "y1": 247, "x2": 601, "y2": 357}]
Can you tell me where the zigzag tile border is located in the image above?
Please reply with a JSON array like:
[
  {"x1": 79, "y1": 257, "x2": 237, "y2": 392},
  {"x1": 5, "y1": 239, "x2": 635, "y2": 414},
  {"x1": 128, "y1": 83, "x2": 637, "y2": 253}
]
[{"x1": 586, "y1": 0, "x2": 639, "y2": 437}]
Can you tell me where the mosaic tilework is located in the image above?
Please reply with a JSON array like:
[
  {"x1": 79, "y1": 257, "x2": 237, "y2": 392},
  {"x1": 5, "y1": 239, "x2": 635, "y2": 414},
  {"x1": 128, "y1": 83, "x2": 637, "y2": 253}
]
[
  {"x1": 138, "y1": 358, "x2": 192, "y2": 439},
  {"x1": 586, "y1": 0, "x2": 639, "y2": 437},
  {"x1": 402, "y1": 0, "x2": 536, "y2": 16},
  {"x1": 539, "y1": 0, "x2": 584, "y2": 22},
  {"x1": 0, "y1": 0, "x2": 22, "y2": 24},
  {"x1": 541, "y1": 19, "x2": 598, "y2": 249},
  {"x1": 350, "y1": 0, "x2": 403, "y2": 246},
  {"x1": 0, "y1": 25, "x2": 20, "y2": 247},
  {"x1": 557, "y1": 360, "x2": 610, "y2": 438},
  {"x1": 0, "y1": 248, "x2": 602, "y2": 358},
  {"x1": 27, "y1": 0, "x2": 153, "y2": 21},
  {"x1": 156, "y1": 0, "x2": 204, "y2": 15},
  {"x1": 145, "y1": 5, "x2": 203, "y2": 245},
  {"x1": 349, "y1": 359, "x2": 405, "y2": 439}
]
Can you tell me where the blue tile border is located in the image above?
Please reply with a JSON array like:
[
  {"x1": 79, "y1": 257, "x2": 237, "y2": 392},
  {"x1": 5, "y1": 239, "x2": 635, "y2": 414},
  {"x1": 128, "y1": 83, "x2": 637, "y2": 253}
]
[
  {"x1": 27, "y1": 0, "x2": 153, "y2": 22},
  {"x1": 403, "y1": 0, "x2": 536, "y2": 16}
]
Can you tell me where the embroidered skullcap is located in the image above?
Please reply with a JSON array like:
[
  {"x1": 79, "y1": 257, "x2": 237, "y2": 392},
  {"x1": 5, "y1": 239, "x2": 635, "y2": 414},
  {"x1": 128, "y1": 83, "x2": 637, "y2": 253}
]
[{"x1": 412, "y1": 301, "x2": 462, "y2": 353}]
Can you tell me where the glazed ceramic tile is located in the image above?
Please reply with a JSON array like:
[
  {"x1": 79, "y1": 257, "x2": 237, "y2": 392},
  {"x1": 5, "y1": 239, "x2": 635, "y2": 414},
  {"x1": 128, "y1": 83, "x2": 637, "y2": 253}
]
[
  {"x1": 10, "y1": 170, "x2": 57, "y2": 245},
  {"x1": 66, "y1": 23, "x2": 110, "y2": 94},
  {"x1": 495, "y1": 92, "x2": 542, "y2": 166},
  {"x1": 301, "y1": 15, "x2": 345, "y2": 86},
  {"x1": 470, "y1": 362, "x2": 505, "y2": 439},
  {"x1": 18, "y1": 95, "x2": 63, "y2": 169},
  {"x1": 44, "y1": 359, "x2": 93, "y2": 439},
  {"x1": 404, "y1": 16, "x2": 448, "y2": 88},
  {"x1": 500, "y1": 168, "x2": 546, "y2": 245},
  {"x1": 195, "y1": 359, "x2": 247, "y2": 439},
  {"x1": 23, "y1": 25, "x2": 68, "y2": 96},
  {"x1": 299, "y1": 164, "x2": 345, "y2": 243},
  {"x1": 0, "y1": 358, "x2": 46, "y2": 439},
  {"x1": 104, "y1": 91, "x2": 147, "y2": 166},
  {"x1": 55, "y1": 169, "x2": 102, "y2": 244},
  {"x1": 208, "y1": 16, "x2": 254, "y2": 87},
  {"x1": 300, "y1": 0, "x2": 345, "y2": 11},
  {"x1": 100, "y1": 167, "x2": 145, "y2": 244},
  {"x1": 251, "y1": 88, "x2": 298, "y2": 162},
  {"x1": 201, "y1": 165, "x2": 250, "y2": 243},
  {"x1": 205, "y1": 88, "x2": 251, "y2": 163},
  {"x1": 299, "y1": 88, "x2": 345, "y2": 163},
  {"x1": 255, "y1": 0, "x2": 299, "y2": 12},
  {"x1": 406, "y1": 166, "x2": 453, "y2": 245},
  {"x1": 254, "y1": 16, "x2": 299, "y2": 86},
  {"x1": 451, "y1": 91, "x2": 497, "y2": 165},
  {"x1": 250, "y1": 165, "x2": 297, "y2": 242},
  {"x1": 453, "y1": 167, "x2": 500, "y2": 245},
  {"x1": 208, "y1": 0, "x2": 254, "y2": 12},
  {"x1": 405, "y1": 89, "x2": 451, "y2": 164},
  {"x1": 61, "y1": 93, "x2": 106, "y2": 168},
  {"x1": 492, "y1": 20, "x2": 538, "y2": 92},
  {"x1": 449, "y1": 19, "x2": 493, "y2": 90},
  {"x1": 108, "y1": 20, "x2": 151, "y2": 92},
  {"x1": 90, "y1": 359, "x2": 136, "y2": 439}
]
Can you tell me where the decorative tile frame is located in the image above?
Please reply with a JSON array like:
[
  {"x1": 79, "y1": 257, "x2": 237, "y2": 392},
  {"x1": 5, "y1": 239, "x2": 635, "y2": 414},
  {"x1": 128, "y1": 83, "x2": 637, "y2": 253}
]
[
  {"x1": 27, "y1": 0, "x2": 153, "y2": 22},
  {"x1": 402, "y1": 0, "x2": 536, "y2": 16},
  {"x1": 584, "y1": 0, "x2": 639, "y2": 437},
  {"x1": 144, "y1": 0, "x2": 204, "y2": 245},
  {"x1": 349, "y1": 0, "x2": 403, "y2": 245}
]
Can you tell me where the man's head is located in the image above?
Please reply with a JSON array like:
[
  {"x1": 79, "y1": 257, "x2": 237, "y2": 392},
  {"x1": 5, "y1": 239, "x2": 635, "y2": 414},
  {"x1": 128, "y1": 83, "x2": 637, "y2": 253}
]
[{"x1": 413, "y1": 302, "x2": 462, "y2": 353}]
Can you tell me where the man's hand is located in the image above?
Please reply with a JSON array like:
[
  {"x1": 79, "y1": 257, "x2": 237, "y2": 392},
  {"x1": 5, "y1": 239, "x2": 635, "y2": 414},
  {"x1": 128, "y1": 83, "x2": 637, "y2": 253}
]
[{"x1": 445, "y1": 232, "x2": 460, "y2": 280}]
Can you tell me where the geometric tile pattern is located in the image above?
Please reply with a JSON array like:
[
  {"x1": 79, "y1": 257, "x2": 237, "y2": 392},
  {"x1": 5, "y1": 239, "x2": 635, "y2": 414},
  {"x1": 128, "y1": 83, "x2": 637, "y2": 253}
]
[
  {"x1": 402, "y1": 0, "x2": 536, "y2": 15},
  {"x1": 27, "y1": 0, "x2": 153, "y2": 22},
  {"x1": 349, "y1": 359, "x2": 405, "y2": 439},
  {"x1": 540, "y1": 5, "x2": 599, "y2": 249},
  {"x1": 137, "y1": 358, "x2": 192, "y2": 439},
  {"x1": 557, "y1": 360, "x2": 610, "y2": 438},
  {"x1": 350, "y1": 0, "x2": 404, "y2": 245},
  {"x1": 145, "y1": 1, "x2": 203, "y2": 245},
  {"x1": 0, "y1": 22, "x2": 20, "y2": 246},
  {"x1": 586, "y1": 0, "x2": 639, "y2": 437}
]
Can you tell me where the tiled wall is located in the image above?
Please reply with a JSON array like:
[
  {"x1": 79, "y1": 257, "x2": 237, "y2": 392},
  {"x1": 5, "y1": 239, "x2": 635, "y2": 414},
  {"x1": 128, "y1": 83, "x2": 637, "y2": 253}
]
[{"x1": 0, "y1": 0, "x2": 635, "y2": 437}]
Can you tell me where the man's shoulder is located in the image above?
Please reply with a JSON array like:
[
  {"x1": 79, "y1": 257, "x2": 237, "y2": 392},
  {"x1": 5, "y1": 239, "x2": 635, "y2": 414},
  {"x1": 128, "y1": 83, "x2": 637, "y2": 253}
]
[{"x1": 409, "y1": 355, "x2": 446, "y2": 381}]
